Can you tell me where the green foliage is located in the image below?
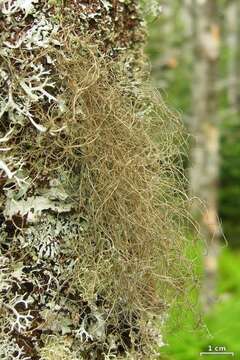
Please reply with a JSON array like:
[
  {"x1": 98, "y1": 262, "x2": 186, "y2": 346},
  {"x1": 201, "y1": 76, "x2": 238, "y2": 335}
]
[
  {"x1": 159, "y1": 248, "x2": 240, "y2": 360},
  {"x1": 217, "y1": 38, "x2": 240, "y2": 247},
  {"x1": 218, "y1": 247, "x2": 240, "y2": 294},
  {"x1": 219, "y1": 115, "x2": 240, "y2": 247}
]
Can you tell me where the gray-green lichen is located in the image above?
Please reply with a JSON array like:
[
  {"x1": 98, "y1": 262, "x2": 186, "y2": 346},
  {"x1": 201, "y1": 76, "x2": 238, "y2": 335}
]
[{"x1": 0, "y1": 1, "x2": 178, "y2": 359}]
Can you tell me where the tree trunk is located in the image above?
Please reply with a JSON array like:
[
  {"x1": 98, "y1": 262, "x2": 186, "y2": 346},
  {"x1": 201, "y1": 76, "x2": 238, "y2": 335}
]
[
  {"x1": 0, "y1": 2, "x2": 146, "y2": 359},
  {"x1": 0, "y1": 1, "x2": 185, "y2": 359},
  {"x1": 189, "y1": 0, "x2": 221, "y2": 312},
  {"x1": 226, "y1": 0, "x2": 240, "y2": 113}
]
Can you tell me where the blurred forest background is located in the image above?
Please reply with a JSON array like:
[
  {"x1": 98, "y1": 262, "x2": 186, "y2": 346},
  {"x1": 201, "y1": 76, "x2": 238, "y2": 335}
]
[{"x1": 145, "y1": 0, "x2": 240, "y2": 359}]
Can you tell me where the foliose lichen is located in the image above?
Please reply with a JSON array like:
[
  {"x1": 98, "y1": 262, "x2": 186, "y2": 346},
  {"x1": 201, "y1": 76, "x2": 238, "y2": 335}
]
[{"x1": 0, "y1": 1, "x2": 186, "y2": 359}]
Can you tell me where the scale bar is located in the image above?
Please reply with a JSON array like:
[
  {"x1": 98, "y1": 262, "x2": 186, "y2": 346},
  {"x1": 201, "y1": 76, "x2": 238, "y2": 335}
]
[{"x1": 200, "y1": 352, "x2": 234, "y2": 356}]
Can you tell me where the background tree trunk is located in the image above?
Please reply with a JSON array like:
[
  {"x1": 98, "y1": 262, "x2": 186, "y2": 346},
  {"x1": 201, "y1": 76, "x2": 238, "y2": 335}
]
[{"x1": 188, "y1": 0, "x2": 221, "y2": 312}]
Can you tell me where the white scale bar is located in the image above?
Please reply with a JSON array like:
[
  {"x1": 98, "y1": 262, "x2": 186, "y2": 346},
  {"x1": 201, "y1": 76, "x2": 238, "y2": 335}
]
[{"x1": 200, "y1": 352, "x2": 234, "y2": 356}]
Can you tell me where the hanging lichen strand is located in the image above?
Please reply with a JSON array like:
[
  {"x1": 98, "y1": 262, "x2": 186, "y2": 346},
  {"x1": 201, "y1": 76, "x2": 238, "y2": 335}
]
[{"x1": 0, "y1": 1, "x2": 189, "y2": 359}]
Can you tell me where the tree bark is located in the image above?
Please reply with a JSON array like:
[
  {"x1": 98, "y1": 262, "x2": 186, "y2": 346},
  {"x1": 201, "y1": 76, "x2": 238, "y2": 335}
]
[
  {"x1": 0, "y1": 1, "x2": 149, "y2": 359},
  {"x1": 189, "y1": 0, "x2": 221, "y2": 312},
  {"x1": 226, "y1": 0, "x2": 240, "y2": 113}
]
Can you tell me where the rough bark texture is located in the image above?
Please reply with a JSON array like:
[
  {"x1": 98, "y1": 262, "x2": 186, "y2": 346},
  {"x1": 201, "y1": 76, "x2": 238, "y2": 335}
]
[
  {"x1": 0, "y1": 2, "x2": 144, "y2": 359},
  {"x1": 0, "y1": 1, "x2": 186, "y2": 359},
  {"x1": 189, "y1": 0, "x2": 220, "y2": 312}
]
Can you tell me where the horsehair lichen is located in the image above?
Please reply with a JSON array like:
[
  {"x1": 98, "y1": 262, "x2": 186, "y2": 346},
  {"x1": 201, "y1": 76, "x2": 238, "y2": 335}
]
[{"x1": 0, "y1": 1, "x2": 192, "y2": 359}]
